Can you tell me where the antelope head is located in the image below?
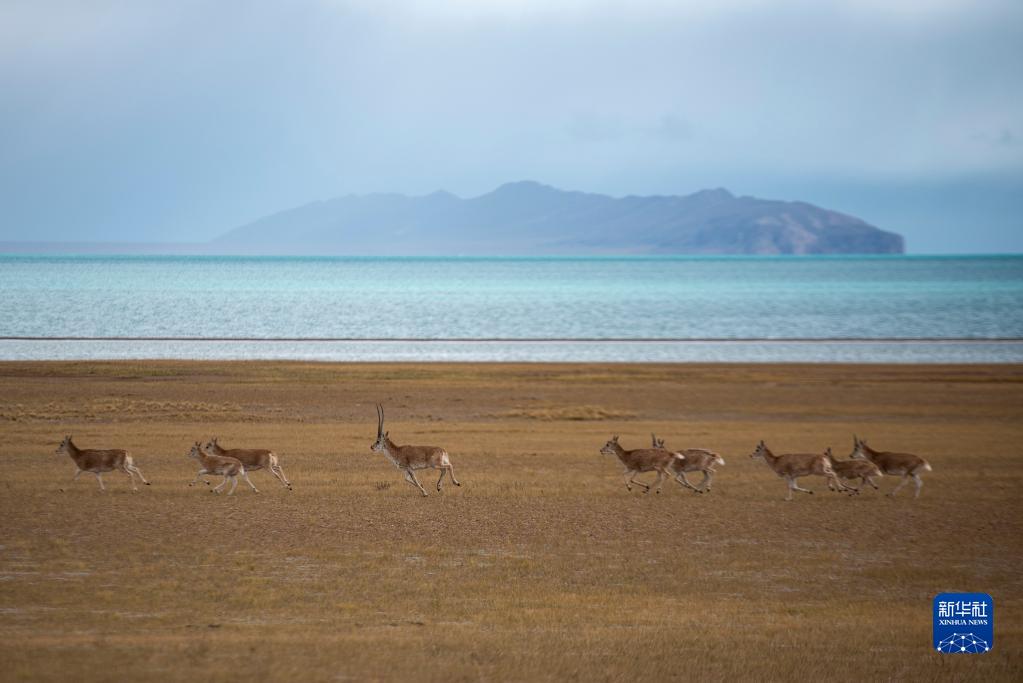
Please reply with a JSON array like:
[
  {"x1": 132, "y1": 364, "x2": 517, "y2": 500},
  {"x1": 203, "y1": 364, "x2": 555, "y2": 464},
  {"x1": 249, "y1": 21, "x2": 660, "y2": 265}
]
[
  {"x1": 202, "y1": 436, "x2": 219, "y2": 453},
  {"x1": 371, "y1": 404, "x2": 390, "y2": 453},
  {"x1": 849, "y1": 435, "x2": 866, "y2": 460},
  {"x1": 188, "y1": 442, "x2": 204, "y2": 461},
  {"x1": 748, "y1": 440, "x2": 768, "y2": 460},
  {"x1": 824, "y1": 447, "x2": 834, "y2": 465},
  {"x1": 651, "y1": 433, "x2": 666, "y2": 449},
  {"x1": 55, "y1": 435, "x2": 72, "y2": 456},
  {"x1": 600, "y1": 435, "x2": 621, "y2": 456}
]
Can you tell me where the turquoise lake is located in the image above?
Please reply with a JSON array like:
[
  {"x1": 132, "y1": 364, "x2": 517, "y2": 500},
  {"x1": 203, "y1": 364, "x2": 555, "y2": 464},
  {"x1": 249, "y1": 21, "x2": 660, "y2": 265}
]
[{"x1": 1, "y1": 255, "x2": 1021, "y2": 362}]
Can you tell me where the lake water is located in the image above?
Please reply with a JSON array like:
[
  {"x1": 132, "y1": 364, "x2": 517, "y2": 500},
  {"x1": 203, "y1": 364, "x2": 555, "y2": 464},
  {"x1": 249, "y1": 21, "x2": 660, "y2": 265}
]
[{"x1": 1, "y1": 255, "x2": 1021, "y2": 362}]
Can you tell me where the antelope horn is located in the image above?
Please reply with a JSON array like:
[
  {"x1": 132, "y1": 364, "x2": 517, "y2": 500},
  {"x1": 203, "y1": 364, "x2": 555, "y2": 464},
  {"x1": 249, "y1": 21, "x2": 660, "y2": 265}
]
[{"x1": 376, "y1": 403, "x2": 384, "y2": 437}]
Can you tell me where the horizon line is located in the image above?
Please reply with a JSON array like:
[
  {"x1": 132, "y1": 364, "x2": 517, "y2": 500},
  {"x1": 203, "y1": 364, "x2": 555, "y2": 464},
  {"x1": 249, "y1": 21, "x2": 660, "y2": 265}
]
[{"x1": 3, "y1": 337, "x2": 1021, "y2": 344}]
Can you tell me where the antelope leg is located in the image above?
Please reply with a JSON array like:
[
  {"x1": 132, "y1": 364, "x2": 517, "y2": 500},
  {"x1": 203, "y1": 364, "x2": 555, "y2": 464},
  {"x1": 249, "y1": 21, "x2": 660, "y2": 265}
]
[
  {"x1": 626, "y1": 471, "x2": 650, "y2": 492},
  {"x1": 94, "y1": 472, "x2": 106, "y2": 492},
  {"x1": 241, "y1": 470, "x2": 260, "y2": 493},
  {"x1": 675, "y1": 472, "x2": 699, "y2": 492},
  {"x1": 784, "y1": 476, "x2": 797, "y2": 501},
  {"x1": 650, "y1": 469, "x2": 666, "y2": 494},
  {"x1": 129, "y1": 464, "x2": 150, "y2": 486},
  {"x1": 889, "y1": 474, "x2": 910, "y2": 497},
  {"x1": 912, "y1": 473, "x2": 924, "y2": 498},
  {"x1": 270, "y1": 464, "x2": 291, "y2": 489},
  {"x1": 790, "y1": 478, "x2": 813, "y2": 495},
  {"x1": 122, "y1": 467, "x2": 138, "y2": 492},
  {"x1": 404, "y1": 469, "x2": 428, "y2": 497}
]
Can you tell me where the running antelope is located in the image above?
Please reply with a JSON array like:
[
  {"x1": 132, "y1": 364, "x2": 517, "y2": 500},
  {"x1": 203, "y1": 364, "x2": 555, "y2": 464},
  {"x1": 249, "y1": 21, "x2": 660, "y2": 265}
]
[
  {"x1": 188, "y1": 442, "x2": 256, "y2": 495},
  {"x1": 652, "y1": 434, "x2": 725, "y2": 493},
  {"x1": 600, "y1": 435, "x2": 684, "y2": 494},
  {"x1": 849, "y1": 436, "x2": 932, "y2": 498},
  {"x1": 371, "y1": 404, "x2": 461, "y2": 496},
  {"x1": 748, "y1": 440, "x2": 839, "y2": 501},
  {"x1": 202, "y1": 437, "x2": 291, "y2": 490},
  {"x1": 825, "y1": 447, "x2": 883, "y2": 494},
  {"x1": 55, "y1": 435, "x2": 150, "y2": 492}
]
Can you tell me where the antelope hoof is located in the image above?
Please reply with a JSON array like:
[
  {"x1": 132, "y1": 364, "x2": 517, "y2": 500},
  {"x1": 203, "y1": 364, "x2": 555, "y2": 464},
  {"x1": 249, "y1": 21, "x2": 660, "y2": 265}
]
[
  {"x1": 455, "y1": 482, "x2": 462, "y2": 486},
  {"x1": 145, "y1": 482, "x2": 151, "y2": 486}
]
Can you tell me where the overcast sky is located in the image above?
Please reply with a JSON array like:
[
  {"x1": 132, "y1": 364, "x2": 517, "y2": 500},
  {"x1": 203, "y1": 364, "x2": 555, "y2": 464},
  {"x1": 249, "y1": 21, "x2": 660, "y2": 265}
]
[{"x1": 1, "y1": 0, "x2": 1020, "y2": 252}]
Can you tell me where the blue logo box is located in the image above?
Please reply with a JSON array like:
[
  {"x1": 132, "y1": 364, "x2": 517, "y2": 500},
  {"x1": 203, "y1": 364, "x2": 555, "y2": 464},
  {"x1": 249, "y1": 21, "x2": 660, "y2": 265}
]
[{"x1": 933, "y1": 593, "x2": 993, "y2": 654}]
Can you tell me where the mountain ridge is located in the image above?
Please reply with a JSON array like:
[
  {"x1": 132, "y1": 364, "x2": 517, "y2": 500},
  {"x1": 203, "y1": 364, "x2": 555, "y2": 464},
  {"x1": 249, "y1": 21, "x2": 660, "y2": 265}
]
[
  {"x1": 212, "y1": 181, "x2": 903, "y2": 255},
  {"x1": 0, "y1": 182, "x2": 905, "y2": 255}
]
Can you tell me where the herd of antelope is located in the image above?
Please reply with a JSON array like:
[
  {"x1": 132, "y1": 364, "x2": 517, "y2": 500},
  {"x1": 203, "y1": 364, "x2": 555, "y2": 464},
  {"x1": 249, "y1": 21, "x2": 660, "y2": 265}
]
[{"x1": 53, "y1": 404, "x2": 933, "y2": 500}]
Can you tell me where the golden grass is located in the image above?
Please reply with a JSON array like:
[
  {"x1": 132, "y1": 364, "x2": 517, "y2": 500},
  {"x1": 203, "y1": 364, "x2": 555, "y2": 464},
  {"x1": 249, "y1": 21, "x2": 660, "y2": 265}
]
[
  {"x1": 498, "y1": 404, "x2": 636, "y2": 421},
  {"x1": 0, "y1": 361, "x2": 1021, "y2": 681}
]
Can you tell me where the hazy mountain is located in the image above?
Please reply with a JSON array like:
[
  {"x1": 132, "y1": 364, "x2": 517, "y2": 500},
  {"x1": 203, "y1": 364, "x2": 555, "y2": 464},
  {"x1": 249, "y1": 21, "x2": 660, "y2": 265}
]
[
  {"x1": 213, "y1": 181, "x2": 903, "y2": 255},
  {"x1": 0, "y1": 182, "x2": 904, "y2": 255}
]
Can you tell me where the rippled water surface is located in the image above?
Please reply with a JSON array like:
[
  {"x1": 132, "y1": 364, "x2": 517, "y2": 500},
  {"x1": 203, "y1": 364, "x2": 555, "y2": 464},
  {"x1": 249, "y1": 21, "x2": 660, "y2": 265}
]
[{"x1": 2, "y1": 255, "x2": 1021, "y2": 361}]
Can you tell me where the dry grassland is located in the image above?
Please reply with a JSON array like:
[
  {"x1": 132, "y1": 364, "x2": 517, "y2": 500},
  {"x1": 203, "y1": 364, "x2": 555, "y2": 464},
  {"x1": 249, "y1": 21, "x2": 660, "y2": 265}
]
[{"x1": 0, "y1": 361, "x2": 1021, "y2": 681}]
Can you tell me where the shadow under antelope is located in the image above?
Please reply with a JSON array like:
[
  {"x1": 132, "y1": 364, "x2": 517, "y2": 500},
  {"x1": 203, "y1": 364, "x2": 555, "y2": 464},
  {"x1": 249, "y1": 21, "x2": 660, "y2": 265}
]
[
  {"x1": 55, "y1": 435, "x2": 150, "y2": 492},
  {"x1": 370, "y1": 404, "x2": 461, "y2": 497}
]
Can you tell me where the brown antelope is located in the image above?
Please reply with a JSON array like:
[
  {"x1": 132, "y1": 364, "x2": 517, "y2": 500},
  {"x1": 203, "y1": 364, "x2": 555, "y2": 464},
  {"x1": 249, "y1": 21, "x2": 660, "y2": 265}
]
[
  {"x1": 371, "y1": 404, "x2": 461, "y2": 496},
  {"x1": 652, "y1": 434, "x2": 725, "y2": 493},
  {"x1": 55, "y1": 435, "x2": 150, "y2": 492},
  {"x1": 202, "y1": 437, "x2": 291, "y2": 490},
  {"x1": 748, "y1": 440, "x2": 839, "y2": 501},
  {"x1": 849, "y1": 435, "x2": 932, "y2": 498},
  {"x1": 600, "y1": 435, "x2": 684, "y2": 494},
  {"x1": 825, "y1": 447, "x2": 883, "y2": 494},
  {"x1": 188, "y1": 442, "x2": 256, "y2": 495}
]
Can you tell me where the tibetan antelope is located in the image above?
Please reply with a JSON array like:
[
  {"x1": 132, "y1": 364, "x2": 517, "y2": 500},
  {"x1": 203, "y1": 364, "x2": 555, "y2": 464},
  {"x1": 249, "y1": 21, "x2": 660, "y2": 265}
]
[
  {"x1": 825, "y1": 447, "x2": 883, "y2": 494},
  {"x1": 188, "y1": 442, "x2": 257, "y2": 495},
  {"x1": 371, "y1": 404, "x2": 461, "y2": 496},
  {"x1": 748, "y1": 440, "x2": 840, "y2": 501},
  {"x1": 202, "y1": 437, "x2": 291, "y2": 490},
  {"x1": 55, "y1": 435, "x2": 150, "y2": 492},
  {"x1": 652, "y1": 434, "x2": 725, "y2": 493},
  {"x1": 849, "y1": 436, "x2": 932, "y2": 498},
  {"x1": 600, "y1": 435, "x2": 684, "y2": 494}
]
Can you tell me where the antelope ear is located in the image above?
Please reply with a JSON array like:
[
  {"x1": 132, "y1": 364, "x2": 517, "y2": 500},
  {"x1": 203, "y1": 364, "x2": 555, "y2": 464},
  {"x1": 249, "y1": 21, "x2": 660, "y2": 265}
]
[{"x1": 385, "y1": 431, "x2": 389, "y2": 437}]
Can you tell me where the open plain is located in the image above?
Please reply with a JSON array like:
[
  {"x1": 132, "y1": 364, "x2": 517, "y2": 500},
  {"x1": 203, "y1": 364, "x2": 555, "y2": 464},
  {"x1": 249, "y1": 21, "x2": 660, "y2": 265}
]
[{"x1": 0, "y1": 361, "x2": 1021, "y2": 681}]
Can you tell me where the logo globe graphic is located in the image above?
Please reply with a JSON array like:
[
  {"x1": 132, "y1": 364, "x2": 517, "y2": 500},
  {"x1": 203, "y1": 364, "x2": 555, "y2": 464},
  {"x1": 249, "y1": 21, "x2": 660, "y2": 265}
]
[{"x1": 936, "y1": 633, "x2": 990, "y2": 654}]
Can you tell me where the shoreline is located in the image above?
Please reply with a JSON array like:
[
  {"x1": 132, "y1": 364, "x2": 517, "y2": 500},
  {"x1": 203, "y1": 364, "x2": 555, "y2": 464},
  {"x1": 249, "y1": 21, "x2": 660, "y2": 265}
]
[{"x1": 4, "y1": 339, "x2": 1022, "y2": 364}]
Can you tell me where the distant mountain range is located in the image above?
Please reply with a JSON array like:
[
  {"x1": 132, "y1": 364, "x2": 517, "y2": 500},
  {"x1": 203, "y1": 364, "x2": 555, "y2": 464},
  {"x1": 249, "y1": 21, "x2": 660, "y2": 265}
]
[{"x1": 2, "y1": 181, "x2": 904, "y2": 255}]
